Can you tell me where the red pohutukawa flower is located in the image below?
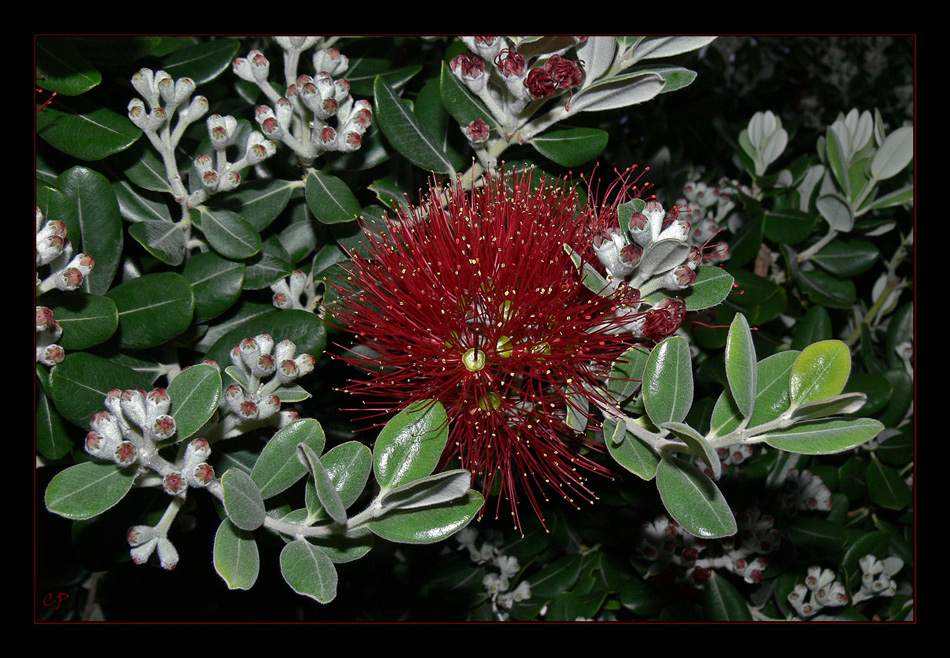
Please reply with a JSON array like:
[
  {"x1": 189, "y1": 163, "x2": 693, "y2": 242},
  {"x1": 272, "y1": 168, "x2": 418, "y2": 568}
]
[{"x1": 331, "y1": 169, "x2": 633, "y2": 530}]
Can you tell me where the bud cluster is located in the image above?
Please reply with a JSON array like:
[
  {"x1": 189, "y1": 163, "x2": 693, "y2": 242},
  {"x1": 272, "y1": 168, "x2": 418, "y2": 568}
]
[
  {"x1": 128, "y1": 68, "x2": 276, "y2": 206},
  {"x1": 674, "y1": 176, "x2": 752, "y2": 265},
  {"x1": 127, "y1": 525, "x2": 180, "y2": 570},
  {"x1": 84, "y1": 388, "x2": 177, "y2": 466},
  {"x1": 787, "y1": 566, "x2": 850, "y2": 618},
  {"x1": 456, "y1": 526, "x2": 532, "y2": 621},
  {"x1": 637, "y1": 507, "x2": 779, "y2": 589},
  {"x1": 449, "y1": 36, "x2": 589, "y2": 135},
  {"x1": 224, "y1": 334, "x2": 315, "y2": 423},
  {"x1": 582, "y1": 194, "x2": 704, "y2": 342},
  {"x1": 35, "y1": 206, "x2": 95, "y2": 298},
  {"x1": 270, "y1": 269, "x2": 319, "y2": 312},
  {"x1": 234, "y1": 43, "x2": 372, "y2": 165},
  {"x1": 851, "y1": 554, "x2": 903, "y2": 604}
]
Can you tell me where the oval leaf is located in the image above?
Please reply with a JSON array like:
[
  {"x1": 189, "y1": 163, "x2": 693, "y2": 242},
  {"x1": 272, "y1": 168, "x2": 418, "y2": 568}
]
[
  {"x1": 655, "y1": 457, "x2": 737, "y2": 538},
  {"x1": 106, "y1": 272, "x2": 195, "y2": 349},
  {"x1": 305, "y1": 170, "x2": 362, "y2": 225},
  {"x1": 168, "y1": 363, "x2": 222, "y2": 442},
  {"x1": 221, "y1": 468, "x2": 266, "y2": 531},
  {"x1": 765, "y1": 417, "x2": 884, "y2": 455},
  {"x1": 251, "y1": 418, "x2": 327, "y2": 499},
  {"x1": 373, "y1": 75, "x2": 456, "y2": 174},
  {"x1": 45, "y1": 462, "x2": 137, "y2": 520},
  {"x1": 367, "y1": 491, "x2": 483, "y2": 544},
  {"x1": 789, "y1": 340, "x2": 852, "y2": 408},
  {"x1": 374, "y1": 401, "x2": 449, "y2": 490},
  {"x1": 279, "y1": 539, "x2": 338, "y2": 603},
  {"x1": 724, "y1": 313, "x2": 757, "y2": 419},
  {"x1": 643, "y1": 336, "x2": 694, "y2": 426},
  {"x1": 213, "y1": 518, "x2": 260, "y2": 591}
]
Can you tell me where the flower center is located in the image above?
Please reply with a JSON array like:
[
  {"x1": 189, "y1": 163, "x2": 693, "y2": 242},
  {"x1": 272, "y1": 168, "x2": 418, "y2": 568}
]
[{"x1": 462, "y1": 346, "x2": 487, "y2": 371}]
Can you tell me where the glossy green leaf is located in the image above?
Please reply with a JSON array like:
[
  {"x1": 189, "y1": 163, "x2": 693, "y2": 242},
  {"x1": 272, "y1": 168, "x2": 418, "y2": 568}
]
[
  {"x1": 36, "y1": 37, "x2": 102, "y2": 95},
  {"x1": 764, "y1": 417, "x2": 883, "y2": 454},
  {"x1": 181, "y1": 251, "x2": 246, "y2": 323},
  {"x1": 788, "y1": 392, "x2": 868, "y2": 421},
  {"x1": 865, "y1": 455, "x2": 912, "y2": 510},
  {"x1": 251, "y1": 418, "x2": 327, "y2": 499},
  {"x1": 297, "y1": 444, "x2": 347, "y2": 525},
  {"x1": 811, "y1": 239, "x2": 879, "y2": 278},
  {"x1": 529, "y1": 127, "x2": 609, "y2": 167},
  {"x1": 195, "y1": 207, "x2": 262, "y2": 259},
  {"x1": 280, "y1": 539, "x2": 338, "y2": 603},
  {"x1": 643, "y1": 336, "x2": 693, "y2": 426},
  {"x1": 128, "y1": 219, "x2": 186, "y2": 266},
  {"x1": 36, "y1": 385, "x2": 72, "y2": 461},
  {"x1": 46, "y1": 292, "x2": 118, "y2": 350},
  {"x1": 160, "y1": 38, "x2": 241, "y2": 84},
  {"x1": 305, "y1": 170, "x2": 362, "y2": 225},
  {"x1": 367, "y1": 491, "x2": 483, "y2": 544},
  {"x1": 682, "y1": 266, "x2": 734, "y2": 310},
  {"x1": 374, "y1": 401, "x2": 449, "y2": 490},
  {"x1": 221, "y1": 467, "x2": 266, "y2": 531},
  {"x1": 709, "y1": 350, "x2": 798, "y2": 440},
  {"x1": 439, "y1": 61, "x2": 496, "y2": 130},
  {"x1": 307, "y1": 527, "x2": 375, "y2": 564},
  {"x1": 213, "y1": 518, "x2": 260, "y2": 591},
  {"x1": 724, "y1": 313, "x2": 757, "y2": 419},
  {"x1": 218, "y1": 179, "x2": 296, "y2": 232},
  {"x1": 789, "y1": 340, "x2": 852, "y2": 408},
  {"x1": 36, "y1": 97, "x2": 141, "y2": 161},
  {"x1": 106, "y1": 272, "x2": 195, "y2": 349},
  {"x1": 45, "y1": 461, "x2": 137, "y2": 520},
  {"x1": 204, "y1": 308, "x2": 326, "y2": 371},
  {"x1": 167, "y1": 363, "x2": 221, "y2": 442},
  {"x1": 527, "y1": 554, "x2": 585, "y2": 601},
  {"x1": 655, "y1": 457, "x2": 737, "y2": 538},
  {"x1": 798, "y1": 269, "x2": 857, "y2": 309},
  {"x1": 763, "y1": 208, "x2": 819, "y2": 245},
  {"x1": 49, "y1": 352, "x2": 150, "y2": 428},
  {"x1": 704, "y1": 572, "x2": 753, "y2": 621},
  {"x1": 373, "y1": 75, "x2": 456, "y2": 174},
  {"x1": 57, "y1": 166, "x2": 124, "y2": 295},
  {"x1": 792, "y1": 305, "x2": 833, "y2": 351}
]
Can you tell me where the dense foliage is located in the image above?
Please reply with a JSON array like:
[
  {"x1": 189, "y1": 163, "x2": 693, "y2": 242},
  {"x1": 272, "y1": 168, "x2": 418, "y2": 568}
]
[{"x1": 36, "y1": 35, "x2": 913, "y2": 622}]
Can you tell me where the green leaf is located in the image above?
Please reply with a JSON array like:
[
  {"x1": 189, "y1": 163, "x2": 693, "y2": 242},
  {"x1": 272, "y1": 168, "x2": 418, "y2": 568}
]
[
  {"x1": 865, "y1": 455, "x2": 912, "y2": 510},
  {"x1": 160, "y1": 37, "x2": 241, "y2": 84},
  {"x1": 36, "y1": 37, "x2": 102, "y2": 95},
  {"x1": 607, "y1": 345, "x2": 650, "y2": 402},
  {"x1": 181, "y1": 251, "x2": 246, "y2": 324},
  {"x1": 36, "y1": 96, "x2": 141, "y2": 161},
  {"x1": 662, "y1": 421, "x2": 721, "y2": 480},
  {"x1": 527, "y1": 554, "x2": 585, "y2": 601},
  {"x1": 798, "y1": 269, "x2": 857, "y2": 309},
  {"x1": 792, "y1": 305, "x2": 832, "y2": 351},
  {"x1": 529, "y1": 127, "x2": 609, "y2": 167},
  {"x1": 36, "y1": 385, "x2": 72, "y2": 461},
  {"x1": 213, "y1": 518, "x2": 260, "y2": 591},
  {"x1": 439, "y1": 61, "x2": 496, "y2": 129},
  {"x1": 46, "y1": 292, "x2": 118, "y2": 350},
  {"x1": 682, "y1": 266, "x2": 734, "y2": 310},
  {"x1": 763, "y1": 208, "x2": 819, "y2": 245},
  {"x1": 217, "y1": 179, "x2": 296, "y2": 232},
  {"x1": 306, "y1": 441, "x2": 373, "y2": 519},
  {"x1": 724, "y1": 313, "x2": 757, "y2": 419},
  {"x1": 604, "y1": 417, "x2": 659, "y2": 480},
  {"x1": 57, "y1": 166, "x2": 124, "y2": 295},
  {"x1": 870, "y1": 126, "x2": 913, "y2": 180},
  {"x1": 788, "y1": 392, "x2": 868, "y2": 421},
  {"x1": 373, "y1": 75, "x2": 456, "y2": 174},
  {"x1": 709, "y1": 350, "x2": 798, "y2": 440},
  {"x1": 49, "y1": 352, "x2": 150, "y2": 428},
  {"x1": 642, "y1": 336, "x2": 693, "y2": 426},
  {"x1": 703, "y1": 572, "x2": 753, "y2": 621},
  {"x1": 811, "y1": 239, "x2": 879, "y2": 278},
  {"x1": 638, "y1": 239, "x2": 691, "y2": 279},
  {"x1": 655, "y1": 457, "x2": 737, "y2": 538},
  {"x1": 764, "y1": 417, "x2": 884, "y2": 454},
  {"x1": 128, "y1": 219, "x2": 186, "y2": 266},
  {"x1": 297, "y1": 443, "x2": 347, "y2": 525},
  {"x1": 106, "y1": 272, "x2": 195, "y2": 349},
  {"x1": 167, "y1": 363, "x2": 221, "y2": 443},
  {"x1": 789, "y1": 340, "x2": 852, "y2": 408},
  {"x1": 367, "y1": 491, "x2": 484, "y2": 544},
  {"x1": 305, "y1": 170, "x2": 362, "y2": 225},
  {"x1": 251, "y1": 418, "x2": 327, "y2": 499},
  {"x1": 221, "y1": 467, "x2": 266, "y2": 531},
  {"x1": 280, "y1": 539, "x2": 338, "y2": 603},
  {"x1": 374, "y1": 401, "x2": 449, "y2": 490},
  {"x1": 204, "y1": 308, "x2": 326, "y2": 371},
  {"x1": 378, "y1": 469, "x2": 473, "y2": 513},
  {"x1": 816, "y1": 193, "x2": 854, "y2": 232},
  {"x1": 195, "y1": 207, "x2": 262, "y2": 260},
  {"x1": 45, "y1": 461, "x2": 137, "y2": 520},
  {"x1": 572, "y1": 71, "x2": 666, "y2": 113}
]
